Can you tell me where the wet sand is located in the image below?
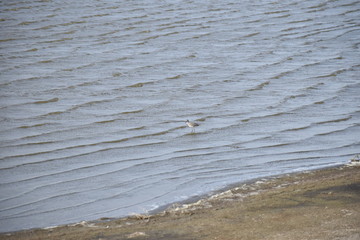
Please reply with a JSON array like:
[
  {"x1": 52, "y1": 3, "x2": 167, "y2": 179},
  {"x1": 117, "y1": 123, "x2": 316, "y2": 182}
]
[{"x1": 1, "y1": 164, "x2": 359, "y2": 240}]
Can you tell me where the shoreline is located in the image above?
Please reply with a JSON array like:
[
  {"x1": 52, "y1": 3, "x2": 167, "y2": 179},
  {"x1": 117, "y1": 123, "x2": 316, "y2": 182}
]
[
  {"x1": 149, "y1": 163, "x2": 345, "y2": 215},
  {"x1": 1, "y1": 163, "x2": 359, "y2": 240},
  {"x1": 1, "y1": 163, "x2": 344, "y2": 233}
]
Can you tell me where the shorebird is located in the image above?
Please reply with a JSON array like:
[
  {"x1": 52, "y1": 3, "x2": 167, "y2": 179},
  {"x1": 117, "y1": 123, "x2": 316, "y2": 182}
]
[{"x1": 185, "y1": 120, "x2": 199, "y2": 132}]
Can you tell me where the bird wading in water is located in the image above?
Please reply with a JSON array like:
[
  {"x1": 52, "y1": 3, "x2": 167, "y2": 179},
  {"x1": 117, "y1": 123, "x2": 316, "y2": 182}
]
[{"x1": 185, "y1": 120, "x2": 199, "y2": 132}]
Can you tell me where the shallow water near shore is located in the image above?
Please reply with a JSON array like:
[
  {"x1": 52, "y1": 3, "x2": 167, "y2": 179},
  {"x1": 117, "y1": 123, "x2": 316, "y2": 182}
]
[
  {"x1": 1, "y1": 0, "x2": 360, "y2": 232},
  {"x1": 2, "y1": 165, "x2": 359, "y2": 240}
]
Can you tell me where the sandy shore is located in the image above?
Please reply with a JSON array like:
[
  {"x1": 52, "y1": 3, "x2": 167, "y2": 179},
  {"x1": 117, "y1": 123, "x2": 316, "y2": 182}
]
[{"x1": 1, "y1": 164, "x2": 359, "y2": 240}]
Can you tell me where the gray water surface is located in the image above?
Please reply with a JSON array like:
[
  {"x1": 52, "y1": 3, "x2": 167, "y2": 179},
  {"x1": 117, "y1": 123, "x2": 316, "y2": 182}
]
[{"x1": 1, "y1": 0, "x2": 359, "y2": 232}]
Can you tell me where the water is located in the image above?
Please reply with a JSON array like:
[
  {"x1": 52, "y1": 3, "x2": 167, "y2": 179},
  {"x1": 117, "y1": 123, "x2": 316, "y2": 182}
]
[{"x1": 1, "y1": 0, "x2": 359, "y2": 232}]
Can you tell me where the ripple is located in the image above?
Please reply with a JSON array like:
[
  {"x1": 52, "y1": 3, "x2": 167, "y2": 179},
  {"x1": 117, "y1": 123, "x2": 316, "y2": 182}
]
[{"x1": 246, "y1": 81, "x2": 270, "y2": 91}]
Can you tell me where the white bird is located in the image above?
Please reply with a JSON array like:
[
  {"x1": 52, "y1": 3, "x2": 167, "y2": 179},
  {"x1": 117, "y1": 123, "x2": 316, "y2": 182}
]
[{"x1": 185, "y1": 120, "x2": 199, "y2": 132}]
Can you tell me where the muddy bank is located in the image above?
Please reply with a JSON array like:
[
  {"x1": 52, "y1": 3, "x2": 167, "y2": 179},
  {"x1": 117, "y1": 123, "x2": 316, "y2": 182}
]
[{"x1": 1, "y1": 164, "x2": 359, "y2": 240}]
